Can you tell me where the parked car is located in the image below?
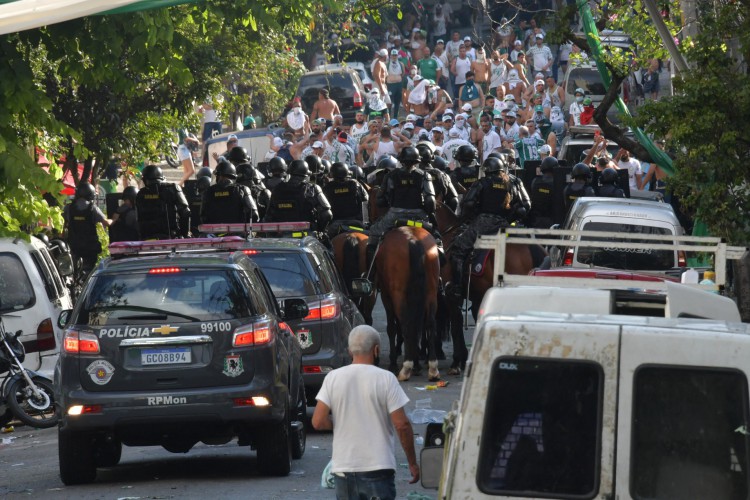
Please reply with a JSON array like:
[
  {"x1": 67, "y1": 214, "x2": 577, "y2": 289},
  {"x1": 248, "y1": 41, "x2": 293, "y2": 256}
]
[
  {"x1": 0, "y1": 236, "x2": 73, "y2": 379},
  {"x1": 56, "y1": 237, "x2": 309, "y2": 484},
  {"x1": 295, "y1": 67, "x2": 366, "y2": 124},
  {"x1": 239, "y1": 235, "x2": 365, "y2": 404},
  {"x1": 315, "y1": 62, "x2": 374, "y2": 93}
]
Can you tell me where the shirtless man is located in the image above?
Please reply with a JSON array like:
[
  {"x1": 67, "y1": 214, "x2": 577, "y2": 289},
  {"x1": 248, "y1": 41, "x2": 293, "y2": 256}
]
[
  {"x1": 310, "y1": 89, "x2": 341, "y2": 128},
  {"x1": 372, "y1": 48, "x2": 389, "y2": 98},
  {"x1": 428, "y1": 82, "x2": 453, "y2": 121},
  {"x1": 405, "y1": 75, "x2": 431, "y2": 120},
  {"x1": 471, "y1": 46, "x2": 490, "y2": 94}
]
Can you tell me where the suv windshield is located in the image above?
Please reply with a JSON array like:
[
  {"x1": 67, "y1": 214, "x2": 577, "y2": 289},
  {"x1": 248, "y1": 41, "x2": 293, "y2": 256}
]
[
  {"x1": 247, "y1": 253, "x2": 319, "y2": 298},
  {"x1": 567, "y1": 68, "x2": 607, "y2": 97},
  {"x1": 577, "y1": 222, "x2": 674, "y2": 270},
  {"x1": 75, "y1": 270, "x2": 252, "y2": 325}
]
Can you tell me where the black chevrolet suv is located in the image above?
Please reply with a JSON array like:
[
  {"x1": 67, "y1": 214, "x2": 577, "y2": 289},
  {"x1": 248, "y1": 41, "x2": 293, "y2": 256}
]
[{"x1": 55, "y1": 238, "x2": 309, "y2": 484}]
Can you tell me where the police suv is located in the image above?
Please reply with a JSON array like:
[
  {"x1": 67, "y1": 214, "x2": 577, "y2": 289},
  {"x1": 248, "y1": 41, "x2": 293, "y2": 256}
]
[{"x1": 56, "y1": 237, "x2": 309, "y2": 484}]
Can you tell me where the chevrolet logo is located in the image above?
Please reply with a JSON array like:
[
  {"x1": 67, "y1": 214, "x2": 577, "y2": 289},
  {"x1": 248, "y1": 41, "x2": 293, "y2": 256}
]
[{"x1": 152, "y1": 325, "x2": 179, "y2": 336}]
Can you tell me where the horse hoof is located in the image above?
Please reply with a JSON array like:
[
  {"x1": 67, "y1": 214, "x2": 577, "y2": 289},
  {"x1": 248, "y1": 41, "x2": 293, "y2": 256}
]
[
  {"x1": 428, "y1": 361, "x2": 440, "y2": 381},
  {"x1": 398, "y1": 361, "x2": 414, "y2": 381},
  {"x1": 447, "y1": 367, "x2": 461, "y2": 376}
]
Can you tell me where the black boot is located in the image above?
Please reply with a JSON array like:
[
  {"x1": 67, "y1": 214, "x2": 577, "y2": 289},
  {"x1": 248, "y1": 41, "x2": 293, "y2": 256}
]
[
  {"x1": 435, "y1": 238, "x2": 446, "y2": 267},
  {"x1": 447, "y1": 257, "x2": 465, "y2": 299}
]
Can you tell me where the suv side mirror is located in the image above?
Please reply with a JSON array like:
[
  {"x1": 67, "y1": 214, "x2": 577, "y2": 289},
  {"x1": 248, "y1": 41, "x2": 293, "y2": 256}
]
[
  {"x1": 58, "y1": 309, "x2": 72, "y2": 329},
  {"x1": 350, "y1": 278, "x2": 373, "y2": 298},
  {"x1": 283, "y1": 298, "x2": 309, "y2": 321},
  {"x1": 420, "y1": 446, "x2": 444, "y2": 489}
]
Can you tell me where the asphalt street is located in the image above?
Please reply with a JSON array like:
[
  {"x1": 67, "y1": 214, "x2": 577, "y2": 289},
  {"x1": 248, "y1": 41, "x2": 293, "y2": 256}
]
[{"x1": 0, "y1": 298, "x2": 475, "y2": 499}]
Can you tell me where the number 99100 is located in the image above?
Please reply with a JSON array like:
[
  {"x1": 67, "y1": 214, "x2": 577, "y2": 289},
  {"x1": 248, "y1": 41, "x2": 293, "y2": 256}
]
[{"x1": 200, "y1": 322, "x2": 232, "y2": 333}]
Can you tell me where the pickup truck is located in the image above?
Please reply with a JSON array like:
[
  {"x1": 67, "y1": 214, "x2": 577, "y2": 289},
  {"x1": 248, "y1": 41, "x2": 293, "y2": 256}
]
[{"x1": 420, "y1": 230, "x2": 750, "y2": 499}]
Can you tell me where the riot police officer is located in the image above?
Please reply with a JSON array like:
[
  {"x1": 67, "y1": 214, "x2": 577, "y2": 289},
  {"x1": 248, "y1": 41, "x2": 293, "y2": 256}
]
[
  {"x1": 185, "y1": 167, "x2": 212, "y2": 235},
  {"x1": 450, "y1": 145, "x2": 481, "y2": 193},
  {"x1": 366, "y1": 146, "x2": 436, "y2": 262},
  {"x1": 597, "y1": 167, "x2": 626, "y2": 198},
  {"x1": 201, "y1": 158, "x2": 259, "y2": 224},
  {"x1": 109, "y1": 186, "x2": 139, "y2": 242},
  {"x1": 432, "y1": 156, "x2": 449, "y2": 173},
  {"x1": 264, "y1": 159, "x2": 333, "y2": 232},
  {"x1": 64, "y1": 182, "x2": 111, "y2": 275},
  {"x1": 529, "y1": 156, "x2": 558, "y2": 229},
  {"x1": 564, "y1": 162, "x2": 596, "y2": 211},
  {"x1": 136, "y1": 165, "x2": 191, "y2": 240},
  {"x1": 367, "y1": 155, "x2": 399, "y2": 186},
  {"x1": 264, "y1": 156, "x2": 288, "y2": 191},
  {"x1": 492, "y1": 150, "x2": 532, "y2": 223},
  {"x1": 323, "y1": 162, "x2": 369, "y2": 238},
  {"x1": 306, "y1": 155, "x2": 328, "y2": 188},
  {"x1": 417, "y1": 142, "x2": 459, "y2": 212},
  {"x1": 448, "y1": 156, "x2": 517, "y2": 298},
  {"x1": 236, "y1": 161, "x2": 271, "y2": 220}
]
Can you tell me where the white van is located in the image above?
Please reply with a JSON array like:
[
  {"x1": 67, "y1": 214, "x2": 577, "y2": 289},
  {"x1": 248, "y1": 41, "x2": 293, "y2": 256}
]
[{"x1": 0, "y1": 237, "x2": 73, "y2": 378}]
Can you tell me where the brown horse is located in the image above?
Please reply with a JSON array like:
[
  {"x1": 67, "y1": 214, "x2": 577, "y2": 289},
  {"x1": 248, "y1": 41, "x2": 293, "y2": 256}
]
[
  {"x1": 377, "y1": 226, "x2": 441, "y2": 381},
  {"x1": 331, "y1": 231, "x2": 376, "y2": 325},
  {"x1": 433, "y1": 201, "x2": 547, "y2": 374}
]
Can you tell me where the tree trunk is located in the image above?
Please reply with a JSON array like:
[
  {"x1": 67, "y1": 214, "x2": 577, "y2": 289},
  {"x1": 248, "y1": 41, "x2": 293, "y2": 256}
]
[{"x1": 732, "y1": 254, "x2": 750, "y2": 322}]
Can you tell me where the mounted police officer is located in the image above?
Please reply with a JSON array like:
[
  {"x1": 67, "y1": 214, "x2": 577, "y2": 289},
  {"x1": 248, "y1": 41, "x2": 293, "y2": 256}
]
[
  {"x1": 264, "y1": 159, "x2": 333, "y2": 232},
  {"x1": 417, "y1": 142, "x2": 459, "y2": 213},
  {"x1": 597, "y1": 167, "x2": 626, "y2": 198},
  {"x1": 448, "y1": 156, "x2": 518, "y2": 298},
  {"x1": 564, "y1": 162, "x2": 596, "y2": 211},
  {"x1": 264, "y1": 156, "x2": 288, "y2": 191},
  {"x1": 185, "y1": 166, "x2": 212, "y2": 235},
  {"x1": 109, "y1": 186, "x2": 139, "y2": 243},
  {"x1": 366, "y1": 146, "x2": 436, "y2": 264},
  {"x1": 136, "y1": 165, "x2": 191, "y2": 240},
  {"x1": 201, "y1": 158, "x2": 259, "y2": 224},
  {"x1": 450, "y1": 145, "x2": 481, "y2": 193},
  {"x1": 529, "y1": 156, "x2": 558, "y2": 228},
  {"x1": 367, "y1": 155, "x2": 399, "y2": 186},
  {"x1": 323, "y1": 162, "x2": 369, "y2": 238},
  {"x1": 64, "y1": 182, "x2": 111, "y2": 275}
]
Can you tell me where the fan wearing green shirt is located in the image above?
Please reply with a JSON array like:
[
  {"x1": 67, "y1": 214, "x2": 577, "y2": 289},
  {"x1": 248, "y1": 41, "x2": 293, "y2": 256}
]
[
  {"x1": 514, "y1": 126, "x2": 546, "y2": 169},
  {"x1": 417, "y1": 47, "x2": 440, "y2": 83}
]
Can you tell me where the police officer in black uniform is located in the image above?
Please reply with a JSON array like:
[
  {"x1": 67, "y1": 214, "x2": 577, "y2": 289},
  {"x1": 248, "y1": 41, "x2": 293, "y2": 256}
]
[
  {"x1": 366, "y1": 147, "x2": 436, "y2": 262},
  {"x1": 417, "y1": 142, "x2": 459, "y2": 213},
  {"x1": 201, "y1": 158, "x2": 259, "y2": 224},
  {"x1": 184, "y1": 166, "x2": 212, "y2": 235},
  {"x1": 264, "y1": 159, "x2": 333, "y2": 232},
  {"x1": 529, "y1": 156, "x2": 558, "y2": 229},
  {"x1": 432, "y1": 156, "x2": 449, "y2": 173},
  {"x1": 563, "y1": 162, "x2": 596, "y2": 211},
  {"x1": 448, "y1": 156, "x2": 517, "y2": 298},
  {"x1": 597, "y1": 167, "x2": 626, "y2": 198},
  {"x1": 136, "y1": 165, "x2": 191, "y2": 240},
  {"x1": 64, "y1": 182, "x2": 111, "y2": 275},
  {"x1": 264, "y1": 156, "x2": 288, "y2": 191},
  {"x1": 109, "y1": 186, "x2": 139, "y2": 242},
  {"x1": 492, "y1": 150, "x2": 532, "y2": 223},
  {"x1": 323, "y1": 162, "x2": 369, "y2": 238},
  {"x1": 367, "y1": 155, "x2": 399, "y2": 187},
  {"x1": 229, "y1": 147, "x2": 270, "y2": 221},
  {"x1": 306, "y1": 155, "x2": 328, "y2": 188},
  {"x1": 450, "y1": 145, "x2": 481, "y2": 193}
]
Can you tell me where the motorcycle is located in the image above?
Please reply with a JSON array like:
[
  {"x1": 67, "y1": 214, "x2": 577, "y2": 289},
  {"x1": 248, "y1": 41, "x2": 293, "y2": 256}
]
[{"x1": 0, "y1": 316, "x2": 58, "y2": 428}]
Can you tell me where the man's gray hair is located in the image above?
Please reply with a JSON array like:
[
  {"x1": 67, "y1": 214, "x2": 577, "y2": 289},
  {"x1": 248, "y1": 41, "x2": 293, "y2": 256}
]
[{"x1": 348, "y1": 325, "x2": 381, "y2": 355}]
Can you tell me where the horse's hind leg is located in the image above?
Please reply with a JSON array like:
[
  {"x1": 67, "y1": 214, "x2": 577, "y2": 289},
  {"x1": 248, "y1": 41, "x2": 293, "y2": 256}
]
[{"x1": 426, "y1": 307, "x2": 441, "y2": 381}]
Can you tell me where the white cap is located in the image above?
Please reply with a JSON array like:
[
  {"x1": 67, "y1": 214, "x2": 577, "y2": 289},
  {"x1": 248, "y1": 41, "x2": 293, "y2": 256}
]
[
  {"x1": 443, "y1": 108, "x2": 454, "y2": 115},
  {"x1": 535, "y1": 33, "x2": 544, "y2": 39},
  {"x1": 272, "y1": 137, "x2": 283, "y2": 148},
  {"x1": 461, "y1": 103, "x2": 472, "y2": 112},
  {"x1": 432, "y1": 127, "x2": 445, "y2": 134},
  {"x1": 403, "y1": 122, "x2": 415, "y2": 130},
  {"x1": 312, "y1": 141, "x2": 324, "y2": 148},
  {"x1": 377, "y1": 48, "x2": 388, "y2": 57},
  {"x1": 506, "y1": 111, "x2": 517, "y2": 118},
  {"x1": 535, "y1": 79, "x2": 545, "y2": 87},
  {"x1": 463, "y1": 36, "x2": 472, "y2": 42},
  {"x1": 406, "y1": 114, "x2": 418, "y2": 121},
  {"x1": 504, "y1": 94, "x2": 516, "y2": 101},
  {"x1": 514, "y1": 40, "x2": 523, "y2": 46},
  {"x1": 448, "y1": 128, "x2": 460, "y2": 138},
  {"x1": 539, "y1": 144, "x2": 552, "y2": 155}
]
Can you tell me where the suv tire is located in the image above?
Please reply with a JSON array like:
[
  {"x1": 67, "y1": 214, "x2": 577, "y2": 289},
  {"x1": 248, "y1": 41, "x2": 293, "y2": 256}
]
[
  {"x1": 257, "y1": 407, "x2": 292, "y2": 476},
  {"x1": 95, "y1": 438, "x2": 123, "y2": 467},
  {"x1": 59, "y1": 429, "x2": 97, "y2": 485},
  {"x1": 291, "y1": 378, "x2": 307, "y2": 459}
]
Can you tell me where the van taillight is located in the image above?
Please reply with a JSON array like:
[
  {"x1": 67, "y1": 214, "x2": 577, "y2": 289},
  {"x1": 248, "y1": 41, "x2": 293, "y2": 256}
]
[
  {"x1": 36, "y1": 318, "x2": 56, "y2": 351},
  {"x1": 678, "y1": 250, "x2": 687, "y2": 267},
  {"x1": 563, "y1": 249, "x2": 574, "y2": 266},
  {"x1": 63, "y1": 330, "x2": 100, "y2": 354},
  {"x1": 353, "y1": 89, "x2": 363, "y2": 108}
]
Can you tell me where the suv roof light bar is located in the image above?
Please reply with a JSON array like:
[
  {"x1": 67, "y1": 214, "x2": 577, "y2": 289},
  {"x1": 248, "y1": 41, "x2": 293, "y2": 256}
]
[
  {"x1": 198, "y1": 222, "x2": 311, "y2": 235},
  {"x1": 109, "y1": 236, "x2": 246, "y2": 256}
]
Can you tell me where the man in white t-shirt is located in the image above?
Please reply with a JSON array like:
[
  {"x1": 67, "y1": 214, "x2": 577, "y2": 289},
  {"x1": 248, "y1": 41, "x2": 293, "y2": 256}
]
[
  {"x1": 479, "y1": 115, "x2": 502, "y2": 161},
  {"x1": 615, "y1": 148, "x2": 643, "y2": 191},
  {"x1": 313, "y1": 326, "x2": 419, "y2": 499}
]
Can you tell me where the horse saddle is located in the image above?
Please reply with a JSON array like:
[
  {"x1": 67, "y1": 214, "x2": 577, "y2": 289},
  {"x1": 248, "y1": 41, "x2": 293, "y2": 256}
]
[
  {"x1": 471, "y1": 249, "x2": 492, "y2": 277},
  {"x1": 393, "y1": 219, "x2": 435, "y2": 233},
  {"x1": 337, "y1": 221, "x2": 369, "y2": 235}
]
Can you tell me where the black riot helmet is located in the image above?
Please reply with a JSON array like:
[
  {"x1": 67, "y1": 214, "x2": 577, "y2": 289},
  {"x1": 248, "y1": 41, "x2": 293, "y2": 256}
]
[
  {"x1": 197, "y1": 176, "x2": 212, "y2": 193},
  {"x1": 601, "y1": 167, "x2": 618, "y2": 184},
  {"x1": 331, "y1": 162, "x2": 350, "y2": 180},
  {"x1": 214, "y1": 158, "x2": 237, "y2": 179},
  {"x1": 416, "y1": 142, "x2": 435, "y2": 164},
  {"x1": 142, "y1": 164, "x2": 164, "y2": 186},
  {"x1": 455, "y1": 144, "x2": 478, "y2": 163},
  {"x1": 483, "y1": 156, "x2": 504, "y2": 174},
  {"x1": 321, "y1": 159, "x2": 332, "y2": 175},
  {"x1": 571, "y1": 162, "x2": 592, "y2": 180},
  {"x1": 289, "y1": 159, "x2": 310, "y2": 178},
  {"x1": 236, "y1": 162, "x2": 255, "y2": 182},
  {"x1": 377, "y1": 155, "x2": 399, "y2": 171},
  {"x1": 305, "y1": 155, "x2": 323, "y2": 174},
  {"x1": 540, "y1": 156, "x2": 559, "y2": 173},
  {"x1": 196, "y1": 166, "x2": 212, "y2": 180},
  {"x1": 432, "y1": 156, "x2": 448, "y2": 172},
  {"x1": 227, "y1": 146, "x2": 250, "y2": 166},
  {"x1": 75, "y1": 182, "x2": 97, "y2": 201},
  {"x1": 269, "y1": 156, "x2": 288, "y2": 175},
  {"x1": 122, "y1": 186, "x2": 138, "y2": 202},
  {"x1": 398, "y1": 146, "x2": 420, "y2": 166}
]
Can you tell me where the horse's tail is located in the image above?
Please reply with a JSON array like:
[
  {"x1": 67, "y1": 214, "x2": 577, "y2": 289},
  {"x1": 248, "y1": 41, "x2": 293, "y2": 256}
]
[
  {"x1": 342, "y1": 234, "x2": 360, "y2": 295},
  {"x1": 406, "y1": 236, "x2": 427, "y2": 338}
]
